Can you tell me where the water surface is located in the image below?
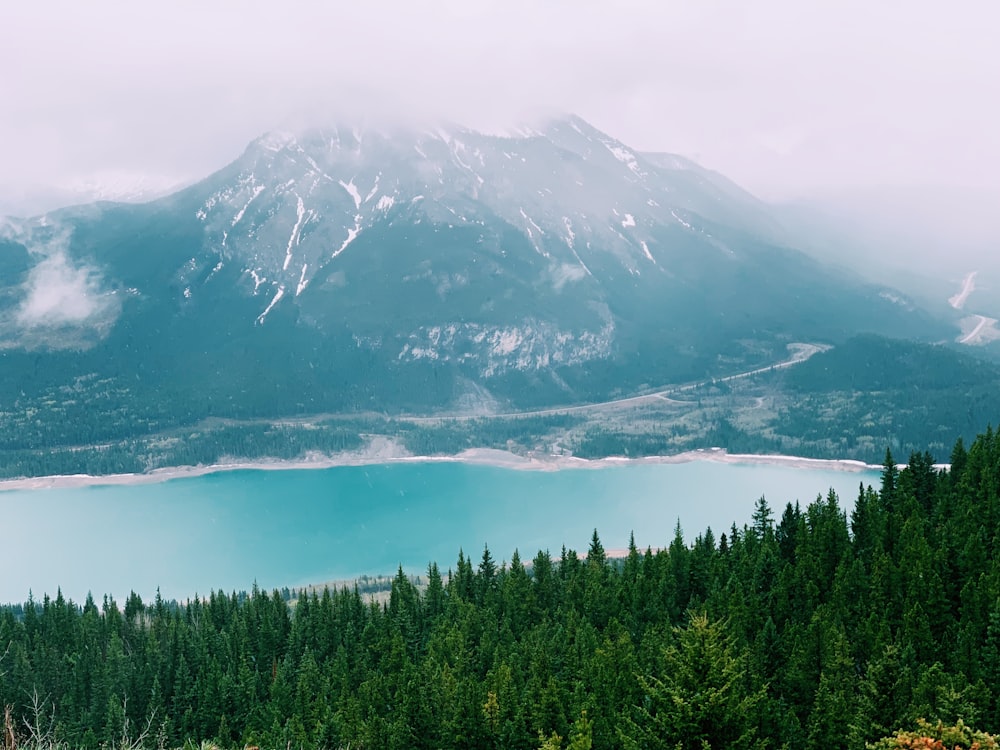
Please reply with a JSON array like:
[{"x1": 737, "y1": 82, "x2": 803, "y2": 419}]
[{"x1": 0, "y1": 460, "x2": 878, "y2": 603}]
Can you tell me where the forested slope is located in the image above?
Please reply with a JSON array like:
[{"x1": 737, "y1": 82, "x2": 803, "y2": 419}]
[{"x1": 3, "y1": 429, "x2": 1000, "y2": 749}]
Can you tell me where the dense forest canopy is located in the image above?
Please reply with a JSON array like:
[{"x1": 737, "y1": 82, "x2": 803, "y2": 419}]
[{"x1": 3, "y1": 428, "x2": 1000, "y2": 749}]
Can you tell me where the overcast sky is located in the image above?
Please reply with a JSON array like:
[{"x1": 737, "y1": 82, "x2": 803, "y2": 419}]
[{"x1": 3, "y1": 0, "x2": 998, "y2": 201}]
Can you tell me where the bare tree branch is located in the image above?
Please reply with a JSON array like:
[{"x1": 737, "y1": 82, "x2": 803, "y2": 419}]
[
  {"x1": 0, "y1": 642, "x2": 11, "y2": 679},
  {"x1": 21, "y1": 687, "x2": 59, "y2": 750},
  {"x1": 110, "y1": 695, "x2": 158, "y2": 750},
  {"x1": 4, "y1": 705, "x2": 17, "y2": 750}
]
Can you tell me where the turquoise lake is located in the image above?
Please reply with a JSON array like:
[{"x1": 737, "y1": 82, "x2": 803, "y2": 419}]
[{"x1": 0, "y1": 460, "x2": 879, "y2": 604}]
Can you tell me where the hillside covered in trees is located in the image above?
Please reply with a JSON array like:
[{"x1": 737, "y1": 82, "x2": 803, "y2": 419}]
[{"x1": 3, "y1": 428, "x2": 1000, "y2": 749}]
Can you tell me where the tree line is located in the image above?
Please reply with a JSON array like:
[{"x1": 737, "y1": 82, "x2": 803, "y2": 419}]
[{"x1": 2, "y1": 427, "x2": 1000, "y2": 748}]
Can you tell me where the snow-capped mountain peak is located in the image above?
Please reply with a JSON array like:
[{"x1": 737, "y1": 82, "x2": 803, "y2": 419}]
[
  {"x1": 0, "y1": 115, "x2": 940, "y2": 418},
  {"x1": 188, "y1": 115, "x2": 783, "y2": 323}
]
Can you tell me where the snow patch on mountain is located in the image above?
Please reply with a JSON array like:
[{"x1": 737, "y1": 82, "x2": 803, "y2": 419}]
[
  {"x1": 333, "y1": 217, "x2": 363, "y2": 258},
  {"x1": 50, "y1": 171, "x2": 185, "y2": 210},
  {"x1": 183, "y1": 115, "x2": 794, "y2": 330},
  {"x1": 604, "y1": 144, "x2": 644, "y2": 178},
  {"x1": 949, "y1": 271, "x2": 977, "y2": 310},
  {"x1": 957, "y1": 314, "x2": 1000, "y2": 345},
  {"x1": 296, "y1": 264, "x2": 309, "y2": 296},
  {"x1": 562, "y1": 217, "x2": 576, "y2": 247},
  {"x1": 283, "y1": 195, "x2": 306, "y2": 271},
  {"x1": 671, "y1": 209, "x2": 693, "y2": 230},
  {"x1": 365, "y1": 175, "x2": 381, "y2": 203},
  {"x1": 256, "y1": 285, "x2": 285, "y2": 324},
  {"x1": 521, "y1": 210, "x2": 543, "y2": 236},
  {"x1": 232, "y1": 185, "x2": 265, "y2": 226},
  {"x1": 339, "y1": 179, "x2": 362, "y2": 210},
  {"x1": 249, "y1": 269, "x2": 266, "y2": 293},
  {"x1": 879, "y1": 291, "x2": 912, "y2": 308},
  {"x1": 397, "y1": 317, "x2": 614, "y2": 377},
  {"x1": 640, "y1": 240, "x2": 656, "y2": 264},
  {"x1": 257, "y1": 131, "x2": 297, "y2": 153},
  {"x1": 560, "y1": 217, "x2": 592, "y2": 275},
  {"x1": 198, "y1": 173, "x2": 261, "y2": 222}
]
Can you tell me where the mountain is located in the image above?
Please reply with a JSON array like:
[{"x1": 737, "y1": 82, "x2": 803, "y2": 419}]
[
  {"x1": 773, "y1": 186, "x2": 1000, "y2": 335},
  {"x1": 0, "y1": 116, "x2": 953, "y2": 453},
  {"x1": 0, "y1": 171, "x2": 184, "y2": 218}
]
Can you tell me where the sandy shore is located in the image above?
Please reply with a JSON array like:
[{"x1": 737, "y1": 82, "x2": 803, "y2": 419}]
[{"x1": 0, "y1": 439, "x2": 886, "y2": 492}]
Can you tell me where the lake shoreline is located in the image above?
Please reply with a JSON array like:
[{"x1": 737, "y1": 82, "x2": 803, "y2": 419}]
[{"x1": 0, "y1": 442, "x2": 883, "y2": 492}]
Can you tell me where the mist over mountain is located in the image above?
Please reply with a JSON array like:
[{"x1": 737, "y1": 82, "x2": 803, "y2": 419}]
[
  {"x1": 775, "y1": 185, "x2": 1000, "y2": 307},
  {"x1": 0, "y1": 173, "x2": 185, "y2": 220},
  {"x1": 0, "y1": 116, "x2": 984, "y2": 466}
]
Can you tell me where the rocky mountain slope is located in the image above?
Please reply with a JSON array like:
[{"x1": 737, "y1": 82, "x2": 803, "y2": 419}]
[{"x1": 0, "y1": 116, "x2": 949, "y2": 450}]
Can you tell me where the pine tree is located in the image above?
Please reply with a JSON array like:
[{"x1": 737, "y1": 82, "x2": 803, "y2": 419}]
[
  {"x1": 425, "y1": 562, "x2": 445, "y2": 621},
  {"x1": 882, "y1": 447, "x2": 898, "y2": 502},
  {"x1": 620, "y1": 612, "x2": 766, "y2": 750}
]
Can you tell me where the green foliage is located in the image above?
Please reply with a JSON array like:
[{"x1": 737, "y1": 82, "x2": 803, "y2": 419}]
[
  {"x1": 869, "y1": 719, "x2": 999, "y2": 749},
  {"x1": 785, "y1": 336, "x2": 999, "y2": 394},
  {"x1": 620, "y1": 613, "x2": 766, "y2": 750},
  {"x1": 537, "y1": 711, "x2": 593, "y2": 750},
  {"x1": 774, "y1": 336, "x2": 1000, "y2": 463},
  {"x1": 5, "y1": 330, "x2": 1000, "y2": 479},
  {"x1": 2, "y1": 427, "x2": 1000, "y2": 748}
]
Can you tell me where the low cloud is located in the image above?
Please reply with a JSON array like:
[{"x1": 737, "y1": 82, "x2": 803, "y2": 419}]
[
  {"x1": 1, "y1": 220, "x2": 120, "y2": 348},
  {"x1": 551, "y1": 263, "x2": 588, "y2": 291},
  {"x1": 17, "y1": 251, "x2": 113, "y2": 328}
]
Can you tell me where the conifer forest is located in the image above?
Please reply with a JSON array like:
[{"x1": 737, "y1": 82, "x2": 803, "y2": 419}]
[{"x1": 3, "y1": 428, "x2": 1000, "y2": 749}]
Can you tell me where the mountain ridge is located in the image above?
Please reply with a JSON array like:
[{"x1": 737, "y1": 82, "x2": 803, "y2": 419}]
[{"x1": 0, "y1": 115, "x2": 964, "y2": 463}]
